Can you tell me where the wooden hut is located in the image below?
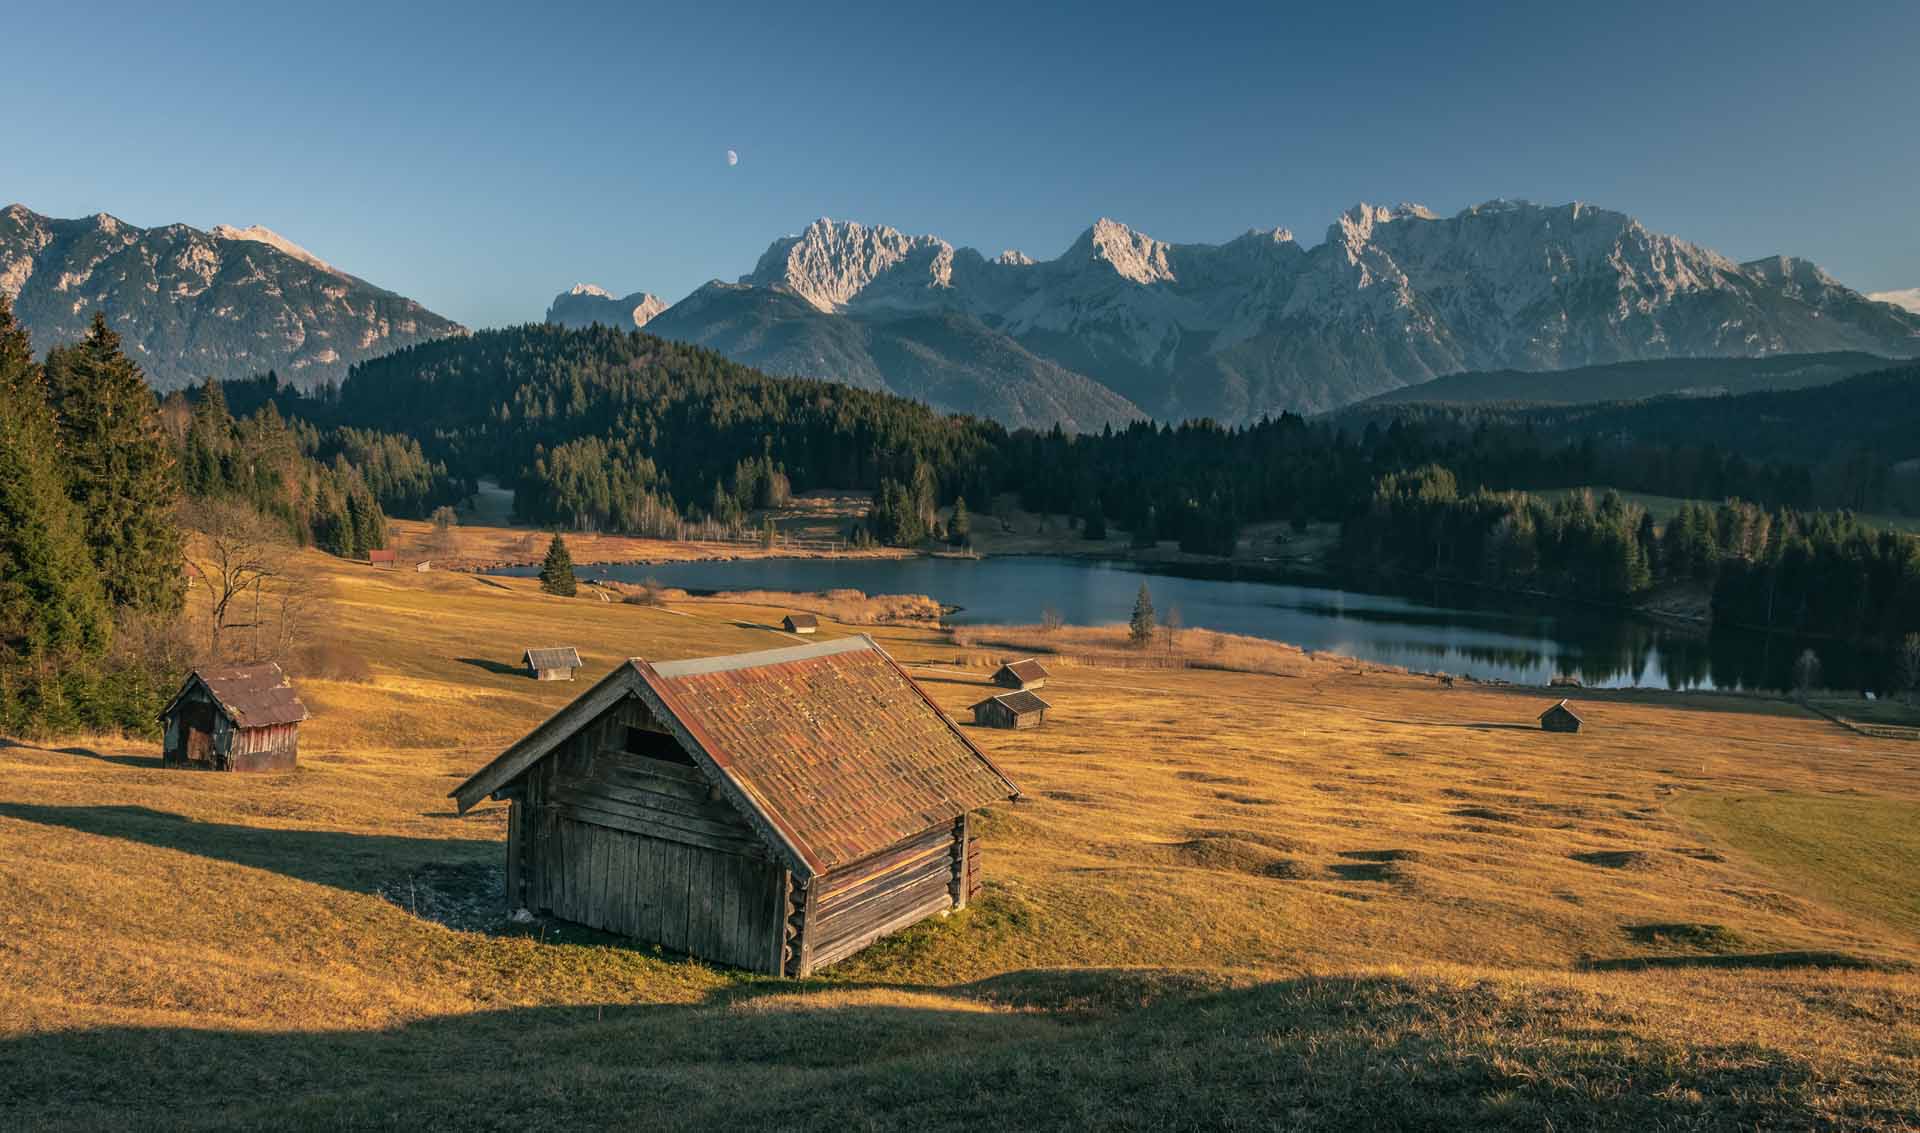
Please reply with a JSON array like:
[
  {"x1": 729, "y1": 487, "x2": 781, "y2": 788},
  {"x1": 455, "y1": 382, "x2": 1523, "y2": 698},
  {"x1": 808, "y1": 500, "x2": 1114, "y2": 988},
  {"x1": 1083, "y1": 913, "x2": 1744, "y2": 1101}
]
[
  {"x1": 782, "y1": 612, "x2": 819, "y2": 635},
  {"x1": 160, "y1": 663, "x2": 309, "y2": 771},
  {"x1": 990, "y1": 658, "x2": 1049, "y2": 691},
  {"x1": 1539, "y1": 699, "x2": 1583, "y2": 733},
  {"x1": 523, "y1": 646, "x2": 582, "y2": 681},
  {"x1": 367, "y1": 548, "x2": 396, "y2": 568},
  {"x1": 451, "y1": 635, "x2": 1021, "y2": 976},
  {"x1": 972, "y1": 690, "x2": 1050, "y2": 729}
]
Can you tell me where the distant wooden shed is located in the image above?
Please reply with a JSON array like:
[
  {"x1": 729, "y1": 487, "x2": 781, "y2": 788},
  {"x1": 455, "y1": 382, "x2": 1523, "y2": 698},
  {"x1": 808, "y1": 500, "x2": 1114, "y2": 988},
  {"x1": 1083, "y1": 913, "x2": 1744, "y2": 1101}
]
[
  {"x1": 160, "y1": 663, "x2": 309, "y2": 771},
  {"x1": 523, "y1": 647, "x2": 582, "y2": 681},
  {"x1": 972, "y1": 689, "x2": 1050, "y2": 730},
  {"x1": 367, "y1": 548, "x2": 396, "y2": 567},
  {"x1": 1539, "y1": 699, "x2": 1583, "y2": 733},
  {"x1": 782, "y1": 612, "x2": 819, "y2": 634},
  {"x1": 991, "y1": 658, "x2": 1050, "y2": 691},
  {"x1": 451, "y1": 635, "x2": 1021, "y2": 976}
]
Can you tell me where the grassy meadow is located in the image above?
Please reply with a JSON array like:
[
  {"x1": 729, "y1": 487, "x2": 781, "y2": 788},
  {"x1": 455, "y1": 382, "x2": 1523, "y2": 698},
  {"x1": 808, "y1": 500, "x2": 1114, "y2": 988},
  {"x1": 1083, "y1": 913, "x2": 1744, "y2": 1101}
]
[{"x1": 3, "y1": 546, "x2": 1919, "y2": 1128}]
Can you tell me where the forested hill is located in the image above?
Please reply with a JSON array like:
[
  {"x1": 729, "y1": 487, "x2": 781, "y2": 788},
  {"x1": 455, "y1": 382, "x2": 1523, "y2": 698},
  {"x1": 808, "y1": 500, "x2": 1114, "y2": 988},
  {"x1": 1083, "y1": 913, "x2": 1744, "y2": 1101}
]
[
  {"x1": 321, "y1": 324, "x2": 1010, "y2": 531},
  {"x1": 1337, "y1": 362, "x2": 1920, "y2": 468},
  {"x1": 1354, "y1": 351, "x2": 1897, "y2": 408}
]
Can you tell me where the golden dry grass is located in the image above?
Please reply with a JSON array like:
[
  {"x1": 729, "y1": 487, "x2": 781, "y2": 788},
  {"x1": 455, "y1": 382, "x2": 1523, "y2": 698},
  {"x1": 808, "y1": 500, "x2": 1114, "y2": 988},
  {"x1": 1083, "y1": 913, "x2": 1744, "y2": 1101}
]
[{"x1": 2, "y1": 547, "x2": 1917, "y2": 1128}]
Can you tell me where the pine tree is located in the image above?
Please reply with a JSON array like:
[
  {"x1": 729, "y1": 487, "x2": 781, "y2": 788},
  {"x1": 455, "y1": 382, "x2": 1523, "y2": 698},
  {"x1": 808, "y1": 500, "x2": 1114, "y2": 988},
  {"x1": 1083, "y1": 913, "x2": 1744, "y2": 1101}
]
[
  {"x1": 0, "y1": 296, "x2": 114, "y2": 662},
  {"x1": 1129, "y1": 583, "x2": 1156, "y2": 646},
  {"x1": 540, "y1": 533, "x2": 577, "y2": 596},
  {"x1": 948, "y1": 496, "x2": 971, "y2": 547},
  {"x1": 43, "y1": 313, "x2": 184, "y2": 615},
  {"x1": 1082, "y1": 502, "x2": 1106, "y2": 541}
]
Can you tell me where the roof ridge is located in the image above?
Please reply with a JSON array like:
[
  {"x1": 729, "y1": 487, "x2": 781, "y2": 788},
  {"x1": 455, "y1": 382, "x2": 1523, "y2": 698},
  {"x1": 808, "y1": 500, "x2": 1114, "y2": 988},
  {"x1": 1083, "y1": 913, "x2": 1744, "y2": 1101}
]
[{"x1": 645, "y1": 634, "x2": 872, "y2": 677}]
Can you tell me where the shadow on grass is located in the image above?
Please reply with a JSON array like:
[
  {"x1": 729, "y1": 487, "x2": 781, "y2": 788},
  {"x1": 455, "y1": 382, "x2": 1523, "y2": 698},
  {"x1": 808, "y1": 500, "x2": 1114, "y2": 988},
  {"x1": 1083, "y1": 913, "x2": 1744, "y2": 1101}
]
[
  {"x1": 456, "y1": 657, "x2": 526, "y2": 677},
  {"x1": 0, "y1": 968, "x2": 1893, "y2": 1129},
  {"x1": 0, "y1": 802, "x2": 495, "y2": 896},
  {"x1": 0, "y1": 736, "x2": 161, "y2": 769}
]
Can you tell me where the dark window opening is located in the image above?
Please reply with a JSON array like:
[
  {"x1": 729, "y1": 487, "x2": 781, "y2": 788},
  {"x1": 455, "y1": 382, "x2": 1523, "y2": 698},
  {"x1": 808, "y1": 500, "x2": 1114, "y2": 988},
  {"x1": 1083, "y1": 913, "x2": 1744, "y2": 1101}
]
[{"x1": 625, "y1": 725, "x2": 695, "y2": 766}]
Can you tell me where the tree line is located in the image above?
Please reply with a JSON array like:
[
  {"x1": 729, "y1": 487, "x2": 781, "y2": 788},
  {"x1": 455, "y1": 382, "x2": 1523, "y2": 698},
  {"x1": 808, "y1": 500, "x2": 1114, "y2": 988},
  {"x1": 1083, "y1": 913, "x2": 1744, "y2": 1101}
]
[
  {"x1": 1338, "y1": 469, "x2": 1920, "y2": 645},
  {"x1": 1, "y1": 305, "x2": 185, "y2": 735}
]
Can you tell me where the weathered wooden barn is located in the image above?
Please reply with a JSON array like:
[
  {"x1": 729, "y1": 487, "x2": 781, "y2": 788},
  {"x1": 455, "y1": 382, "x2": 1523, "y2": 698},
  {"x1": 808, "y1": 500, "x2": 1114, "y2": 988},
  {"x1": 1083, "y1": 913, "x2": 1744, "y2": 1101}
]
[
  {"x1": 452, "y1": 635, "x2": 1021, "y2": 975},
  {"x1": 971, "y1": 689, "x2": 1049, "y2": 729},
  {"x1": 367, "y1": 548, "x2": 396, "y2": 567},
  {"x1": 160, "y1": 663, "x2": 309, "y2": 772},
  {"x1": 991, "y1": 658, "x2": 1049, "y2": 691},
  {"x1": 523, "y1": 646, "x2": 582, "y2": 681},
  {"x1": 1540, "y1": 699, "x2": 1583, "y2": 733},
  {"x1": 782, "y1": 613, "x2": 818, "y2": 634}
]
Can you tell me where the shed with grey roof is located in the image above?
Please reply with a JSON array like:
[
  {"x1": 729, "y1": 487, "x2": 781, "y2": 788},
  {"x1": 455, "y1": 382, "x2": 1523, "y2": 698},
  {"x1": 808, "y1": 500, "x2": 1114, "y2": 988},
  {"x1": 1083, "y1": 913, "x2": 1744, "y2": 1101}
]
[{"x1": 523, "y1": 646, "x2": 582, "y2": 681}]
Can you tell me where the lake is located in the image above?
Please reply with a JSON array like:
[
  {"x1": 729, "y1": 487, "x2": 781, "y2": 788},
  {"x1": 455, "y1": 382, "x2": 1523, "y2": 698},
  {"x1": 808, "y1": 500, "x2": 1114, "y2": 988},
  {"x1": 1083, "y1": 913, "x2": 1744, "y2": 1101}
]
[{"x1": 497, "y1": 555, "x2": 1886, "y2": 693}]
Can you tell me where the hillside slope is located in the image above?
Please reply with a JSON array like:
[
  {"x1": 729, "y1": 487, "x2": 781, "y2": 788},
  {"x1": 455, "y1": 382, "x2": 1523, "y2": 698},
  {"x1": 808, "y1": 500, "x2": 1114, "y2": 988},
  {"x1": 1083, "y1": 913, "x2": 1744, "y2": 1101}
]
[
  {"x1": 1, "y1": 551, "x2": 1915, "y2": 1128},
  {"x1": 1356, "y1": 351, "x2": 1897, "y2": 407}
]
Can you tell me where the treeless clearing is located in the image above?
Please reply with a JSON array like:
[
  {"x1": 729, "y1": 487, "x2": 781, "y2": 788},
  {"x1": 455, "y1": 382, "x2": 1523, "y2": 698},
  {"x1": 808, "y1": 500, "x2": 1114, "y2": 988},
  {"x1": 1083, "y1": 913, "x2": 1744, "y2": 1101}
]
[{"x1": 2, "y1": 547, "x2": 1916, "y2": 1128}]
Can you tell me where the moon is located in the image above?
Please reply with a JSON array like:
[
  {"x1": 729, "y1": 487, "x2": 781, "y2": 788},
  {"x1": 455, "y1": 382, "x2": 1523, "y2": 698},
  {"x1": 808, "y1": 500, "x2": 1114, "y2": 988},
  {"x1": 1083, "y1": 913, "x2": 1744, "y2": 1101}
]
[{"x1": 726, "y1": 149, "x2": 739, "y2": 167}]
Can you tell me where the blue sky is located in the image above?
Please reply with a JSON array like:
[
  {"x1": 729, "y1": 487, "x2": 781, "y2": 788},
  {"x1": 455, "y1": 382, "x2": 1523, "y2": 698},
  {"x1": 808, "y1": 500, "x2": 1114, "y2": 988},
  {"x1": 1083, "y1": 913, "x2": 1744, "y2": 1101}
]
[{"x1": 6, "y1": 0, "x2": 1916, "y2": 328}]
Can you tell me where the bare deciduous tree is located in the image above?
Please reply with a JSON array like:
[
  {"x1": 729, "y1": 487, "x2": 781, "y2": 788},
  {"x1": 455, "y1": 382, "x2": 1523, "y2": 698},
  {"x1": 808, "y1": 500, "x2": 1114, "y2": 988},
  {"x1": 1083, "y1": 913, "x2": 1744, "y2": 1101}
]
[
  {"x1": 1792, "y1": 648, "x2": 1822, "y2": 702},
  {"x1": 1163, "y1": 606, "x2": 1183, "y2": 659},
  {"x1": 185, "y1": 499, "x2": 303, "y2": 662}
]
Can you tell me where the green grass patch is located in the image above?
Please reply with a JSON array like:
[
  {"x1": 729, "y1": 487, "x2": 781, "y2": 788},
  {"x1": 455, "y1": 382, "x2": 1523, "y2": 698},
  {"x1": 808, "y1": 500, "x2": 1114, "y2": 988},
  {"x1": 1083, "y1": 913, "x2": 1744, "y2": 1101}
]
[{"x1": 1675, "y1": 793, "x2": 1920, "y2": 940}]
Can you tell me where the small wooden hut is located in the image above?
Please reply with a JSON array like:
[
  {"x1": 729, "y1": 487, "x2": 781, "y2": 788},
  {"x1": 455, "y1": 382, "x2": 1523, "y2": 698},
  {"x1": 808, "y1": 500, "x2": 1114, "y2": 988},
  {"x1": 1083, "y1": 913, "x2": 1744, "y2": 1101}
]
[
  {"x1": 990, "y1": 658, "x2": 1049, "y2": 691},
  {"x1": 1539, "y1": 699, "x2": 1583, "y2": 733},
  {"x1": 367, "y1": 548, "x2": 396, "y2": 568},
  {"x1": 782, "y1": 613, "x2": 819, "y2": 635},
  {"x1": 160, "y1": 663, "x2": 309, "y2": 771},
  {"x1": 972, "y1": 690, "x2": 1050, "y2": 729},
  {"x1": 523, "y1": 647, "x2": 582, "y2": 681},
  {"x1": 451, "y1": 635, "x2": 1020, "y2": 975}
]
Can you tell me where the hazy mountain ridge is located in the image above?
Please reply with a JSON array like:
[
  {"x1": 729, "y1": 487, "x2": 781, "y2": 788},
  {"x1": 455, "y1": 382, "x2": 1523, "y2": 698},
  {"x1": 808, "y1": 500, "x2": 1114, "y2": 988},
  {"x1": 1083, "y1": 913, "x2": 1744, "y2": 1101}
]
[
  {"x1": 560, "y1": 200, "x2": 1920, "y2": 427},
  {"x1": 0, "y1": 204, "x2": 464, "y2": 390}
]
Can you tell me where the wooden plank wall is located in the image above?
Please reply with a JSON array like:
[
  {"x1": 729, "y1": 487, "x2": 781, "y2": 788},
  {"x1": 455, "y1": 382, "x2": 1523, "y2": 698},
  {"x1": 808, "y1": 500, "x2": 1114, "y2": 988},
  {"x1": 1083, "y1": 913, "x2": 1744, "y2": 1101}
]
[{"x1": 519, "y1": 698, "x2": 786, "y2": 972}]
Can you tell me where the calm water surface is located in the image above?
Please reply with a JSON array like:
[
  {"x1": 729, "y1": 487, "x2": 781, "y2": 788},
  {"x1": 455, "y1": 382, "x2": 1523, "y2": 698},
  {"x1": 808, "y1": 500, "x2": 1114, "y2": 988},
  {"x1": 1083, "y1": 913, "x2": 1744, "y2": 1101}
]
[{"x1": 498, "y1": 555, "x2": 1882, "y2": 693}]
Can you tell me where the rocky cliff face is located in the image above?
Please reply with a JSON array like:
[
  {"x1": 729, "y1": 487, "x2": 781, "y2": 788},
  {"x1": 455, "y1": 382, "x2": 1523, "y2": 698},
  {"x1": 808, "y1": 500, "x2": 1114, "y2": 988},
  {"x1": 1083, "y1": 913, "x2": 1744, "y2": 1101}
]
[
  {"x1": 590, "y1": 200, "x2": 1920, "y2": 426},
  {"x1": 0, "y1": 205, "x2": 463, "y2": 390},
  {"x1": 545, "y1": 283, "x2": 668, "y2": 331}
]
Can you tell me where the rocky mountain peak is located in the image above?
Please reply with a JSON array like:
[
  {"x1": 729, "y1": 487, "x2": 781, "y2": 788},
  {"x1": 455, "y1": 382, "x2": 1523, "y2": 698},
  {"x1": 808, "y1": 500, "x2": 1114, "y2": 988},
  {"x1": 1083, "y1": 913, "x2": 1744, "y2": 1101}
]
[
  {"x1": 1869, "y1": 288, "x2": 1920, "y2": 315},
  {"x1": 1070, "y1": 217, "x2": 1176, "y2": 284},
  {"x1": 546, "y1": 286, "x2": 668, "y2": 331},
  {"x1": 210, "y1": 224, "x2": 343, "y2": 277},
  {"x1": 745, "y1": 217, "x2": 954, "y2": 311},
  {"x1": 996, "y1": 249, "x2": 1035, "y2": 266},
  {"x1": 1330, "y1": 201, "x2": 1437, "y2": 249}
]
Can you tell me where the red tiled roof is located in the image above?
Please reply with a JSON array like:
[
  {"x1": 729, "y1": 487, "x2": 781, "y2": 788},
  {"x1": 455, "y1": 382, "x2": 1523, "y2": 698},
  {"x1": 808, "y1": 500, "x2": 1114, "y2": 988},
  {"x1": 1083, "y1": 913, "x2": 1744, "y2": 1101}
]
[
  {"x1": 639, "y1": 637, "x2": 1020, "y2": 873},
  {"x1": 163, "y1": 663, "x2": 309, "y2": 728}
]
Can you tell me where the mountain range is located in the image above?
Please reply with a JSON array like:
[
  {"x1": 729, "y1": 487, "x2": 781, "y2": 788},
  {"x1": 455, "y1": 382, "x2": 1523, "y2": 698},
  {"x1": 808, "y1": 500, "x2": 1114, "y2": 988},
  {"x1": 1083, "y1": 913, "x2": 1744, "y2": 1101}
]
[
  {"x1": 0, "y1": 205, "x2": 464, "y2": 391},
  {"x1": 556, "y1": 200, "x2": 1920, "y2": 427}
]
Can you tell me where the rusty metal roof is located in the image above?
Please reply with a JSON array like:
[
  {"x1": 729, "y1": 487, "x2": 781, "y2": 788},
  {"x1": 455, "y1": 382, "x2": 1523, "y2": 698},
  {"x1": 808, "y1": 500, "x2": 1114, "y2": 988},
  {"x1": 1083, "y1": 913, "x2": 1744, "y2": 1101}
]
[
  {"x1": 974, "y1": 690, "x2": 1050, "y2": 716},
  {"x1": 523, "y1": 646, "x2": 581, "y2": 671},
  {"x1": 638, "y1": 636, "x2": 1020, "y2": 874},
  {"x1": 997, "y1": 658, "x2": 1050, "y2": 683},
  {"x1": 163, "y1": 663, "x2": 309, "y2": 728}
]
